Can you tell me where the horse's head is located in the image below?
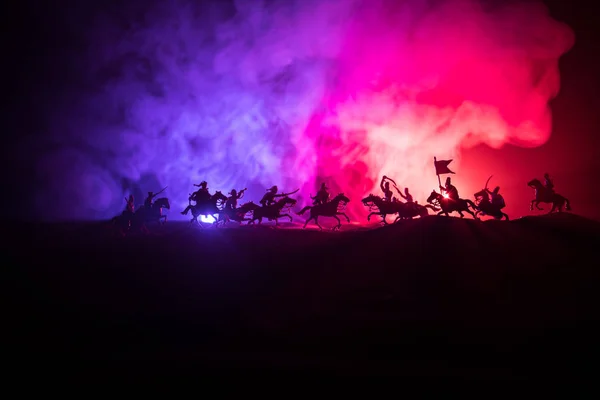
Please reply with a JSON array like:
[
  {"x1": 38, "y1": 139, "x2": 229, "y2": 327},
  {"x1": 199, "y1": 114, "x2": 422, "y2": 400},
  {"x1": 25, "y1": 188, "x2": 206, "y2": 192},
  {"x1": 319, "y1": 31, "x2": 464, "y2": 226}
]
[
  {"x1": 473, "y1": 189, "x2": 488, "y2": 200},
  {"x1": 154, "y1": 197, "x2": 170, "y2": 209},
  {"x1": 239, "y1": 201, "x2": 260, "y2": 212},
  {"x1": 212, "y1": 191, "x2": 228, "y2": 202},
  {"x1": 362, "y1": 193, "x2": 378, "y2": 206},
  {"x1": 279, "y1": 196, "x2": 297, "y2": 207},
  {"x1": 334, "y1": 193, "x2": 350, "y2": 204},
  {"x1": 426, "y1": 191, "x2": 440, "y2": 204},
  {"x1": 527, "y1": 178, "x2": 542, "y2": 188}
]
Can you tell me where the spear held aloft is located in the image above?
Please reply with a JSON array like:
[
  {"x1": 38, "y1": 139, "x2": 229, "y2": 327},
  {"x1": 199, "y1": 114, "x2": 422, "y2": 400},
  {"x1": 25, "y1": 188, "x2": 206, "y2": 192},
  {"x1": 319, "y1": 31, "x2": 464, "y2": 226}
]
[{"x1": 434, "y1": 157, "x2": 442, "y2": 189}]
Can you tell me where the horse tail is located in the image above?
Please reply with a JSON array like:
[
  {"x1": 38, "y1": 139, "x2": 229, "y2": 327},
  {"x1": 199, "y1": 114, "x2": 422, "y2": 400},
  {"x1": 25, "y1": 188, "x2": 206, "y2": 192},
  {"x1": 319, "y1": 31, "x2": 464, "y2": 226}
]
[
  {"x1": 465, "y1": 199, "x2": 477, "y2": 209},
  {"x1": 564, "y1": 197, "x2": 572, "y2": 211},
  {"x1": 297, "y1": 206, "x2": 311, "y2": 215}
]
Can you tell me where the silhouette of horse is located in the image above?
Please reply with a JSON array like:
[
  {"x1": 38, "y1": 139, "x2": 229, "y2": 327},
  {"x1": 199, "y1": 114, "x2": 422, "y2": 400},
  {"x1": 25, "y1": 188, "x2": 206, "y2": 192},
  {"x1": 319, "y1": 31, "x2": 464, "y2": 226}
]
[
  {"x1": 361, "y1": 194, "x2": 405, "y2": 224},
  {"x1": 138, "y1": 197, "x2": 170, "y2": 224},
  {"x1": 216, "y1": 201, "x2": 260, "y2": 226},
  {"x1": 182, "y1": 191, "x2": 228, "y2": 225},
  {"x1": 110, "y1": 211, "x2": 150, "y2": 236},
  {"x1": 426, "y1": 191, "x2": 477, "y2": 218},
  {"x1": 297, "y1": 193, "x2": 351, "y2": 230},
  {"x1": 249, "y1": 196, "x2": 297, "y2": 225},
  {"x1": 473, "y1": 189, "x2": 509, "y2": 220},
  {"x1": 393, "y1": 202, "x2": 440, "y2": 222},
  {"x1": 527, "y1": 178, "x2": 571, "y2": 213}
]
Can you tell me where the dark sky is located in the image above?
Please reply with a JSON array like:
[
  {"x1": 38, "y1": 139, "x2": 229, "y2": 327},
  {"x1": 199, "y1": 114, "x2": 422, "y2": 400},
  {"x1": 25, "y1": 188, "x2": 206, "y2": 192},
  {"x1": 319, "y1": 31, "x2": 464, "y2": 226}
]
[{"x1": 3, "y1": 0, "x2": 599, "y2": 221}]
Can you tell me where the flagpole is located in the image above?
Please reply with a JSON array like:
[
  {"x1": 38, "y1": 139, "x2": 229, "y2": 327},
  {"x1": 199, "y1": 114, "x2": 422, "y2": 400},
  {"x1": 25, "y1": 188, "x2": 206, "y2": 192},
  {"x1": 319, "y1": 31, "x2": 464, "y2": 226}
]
[{"x1": 434, "y1": 157, "x2": 442, "y2": 189}]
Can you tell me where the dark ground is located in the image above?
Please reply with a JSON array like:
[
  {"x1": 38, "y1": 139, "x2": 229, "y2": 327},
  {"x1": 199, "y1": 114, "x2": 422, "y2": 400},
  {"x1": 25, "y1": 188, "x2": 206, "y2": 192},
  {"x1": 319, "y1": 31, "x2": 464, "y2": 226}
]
[{"x1": 6, "y1": 213, "x2": 600, "y2": 380}]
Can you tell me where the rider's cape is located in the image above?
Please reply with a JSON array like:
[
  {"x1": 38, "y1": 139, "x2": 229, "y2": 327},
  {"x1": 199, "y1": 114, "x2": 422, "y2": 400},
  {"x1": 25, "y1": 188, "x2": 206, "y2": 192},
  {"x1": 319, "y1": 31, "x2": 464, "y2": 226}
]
[{"x1": 492, "y1": 194, "x2": 506, "y2": 209}]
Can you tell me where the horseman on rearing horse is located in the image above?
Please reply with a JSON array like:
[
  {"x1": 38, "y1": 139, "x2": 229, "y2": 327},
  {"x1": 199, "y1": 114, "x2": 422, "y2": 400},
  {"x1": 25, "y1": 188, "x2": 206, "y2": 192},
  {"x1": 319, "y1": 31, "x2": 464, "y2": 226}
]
[
  {"x1": 527, "y1": 174, "x2": 571, "y2": 213},
  {"x1": 473, "y1": 175, "x2": 509, "y2": 220}
]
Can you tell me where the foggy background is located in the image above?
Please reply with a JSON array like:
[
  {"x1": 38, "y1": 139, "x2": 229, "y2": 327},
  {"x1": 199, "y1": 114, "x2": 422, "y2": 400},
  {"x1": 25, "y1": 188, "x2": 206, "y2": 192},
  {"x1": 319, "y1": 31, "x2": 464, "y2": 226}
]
[{"x1": 4, "y1": 0, "x2": 598, "y2": 222}]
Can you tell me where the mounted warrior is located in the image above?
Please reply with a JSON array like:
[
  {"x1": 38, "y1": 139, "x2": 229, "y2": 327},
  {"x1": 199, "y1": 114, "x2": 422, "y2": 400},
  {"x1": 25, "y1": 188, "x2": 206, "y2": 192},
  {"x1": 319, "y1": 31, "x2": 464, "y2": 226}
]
[
  {"x1": 544, "y1": 173, "x2": 555, "y2": 194},
  {"x1": 473, "y1": 175, "x2": 509, "y2": 220},
  {"x1": 192, "y1": 181, "x2": 211, "y2": 203},
  {"x1": 124, "y1": 194, "x2": 135, "y2": 214},
  {"x1": 259, "y1": 186, "x2": 299, "y2": 207},
  {"x1": 181, "y1": 181, "x2": 214, "y2": 216},
  {"x1": 225, "y1": 188, "x2": 247, "y2": 210},
  {"x1": 144, "y1": 186, "x2": 167, "y2": 211},
  {"x1": 311, "y1": 183, "x2": 330, "y2": 205},
  {"x1": 380, "y1": 175, "x2": 397, "y2": 202},
  {"x1": 440, "y1": 176, "x2": 459, "y2": 202}
]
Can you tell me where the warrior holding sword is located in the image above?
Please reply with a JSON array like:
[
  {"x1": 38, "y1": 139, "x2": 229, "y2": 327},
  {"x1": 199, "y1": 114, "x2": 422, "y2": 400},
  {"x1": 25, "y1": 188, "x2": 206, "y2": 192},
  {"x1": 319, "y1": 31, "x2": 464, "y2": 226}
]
[
  {"x1": 380, "y1": 175, "x2": 396, "y2": 202},
  {"x1": 260, "y1": 185, "x2": 300, "y2": 207},
  {"x1": 144, "y1": 186, "x2": 167, "y2": 211}
]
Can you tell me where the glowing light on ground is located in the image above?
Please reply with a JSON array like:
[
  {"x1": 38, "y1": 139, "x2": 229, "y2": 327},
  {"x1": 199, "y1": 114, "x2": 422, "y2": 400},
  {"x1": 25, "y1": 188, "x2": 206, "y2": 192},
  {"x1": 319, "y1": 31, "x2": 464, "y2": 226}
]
[{"x1": 200, "y1": 215, "x2": 216, "y2": 224}]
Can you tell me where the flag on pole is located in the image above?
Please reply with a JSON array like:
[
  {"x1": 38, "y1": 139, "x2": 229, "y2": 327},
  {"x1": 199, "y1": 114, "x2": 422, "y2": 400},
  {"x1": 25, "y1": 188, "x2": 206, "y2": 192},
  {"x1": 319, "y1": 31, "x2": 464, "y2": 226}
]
[{"x1": 434, "y1": 157, "x2": 455, "y2": 175}]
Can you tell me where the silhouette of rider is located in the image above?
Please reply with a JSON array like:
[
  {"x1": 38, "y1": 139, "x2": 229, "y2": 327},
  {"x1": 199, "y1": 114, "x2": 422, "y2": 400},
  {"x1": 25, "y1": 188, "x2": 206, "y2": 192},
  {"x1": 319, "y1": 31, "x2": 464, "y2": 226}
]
[
  {"x1": 440, "y1": 177, "x2": 459, "y2": 201},
  {"x1": 260, "y1": 186, "x2": 280, "y2": 206},
  {"x1": 226, "y1": 188, "x2": 246, "y2": 210},
  {"x1": 144, "y1": 192, "x2": 155, "y2": 210},
  {"x1": 313, "y1": 183, "x2": 330, "y2": 205},
  {"x1": 193, "y1": 181, "x2": 211, "y2": 203},
  {"x1": 398, "y1": 187, "x2": 413, "y2": 203},
  {"x1": 397, "y1": 187, "x2": 415, "y2": 209},
  {"x1": 145, "y1": 187, "x2": 166, "y2": 211},
  {"x1": 124, "y1": 194, "x2": 135, "y2": 213},
  {"x1": 485, "y1": 186, "x2": 505, "y2": 209},
  {"x1": 544, "y1": 173, "x2": 555, "y2": 194},
  {"x1": 380, "y1": 176, "x2": 394, "y2": 202}
]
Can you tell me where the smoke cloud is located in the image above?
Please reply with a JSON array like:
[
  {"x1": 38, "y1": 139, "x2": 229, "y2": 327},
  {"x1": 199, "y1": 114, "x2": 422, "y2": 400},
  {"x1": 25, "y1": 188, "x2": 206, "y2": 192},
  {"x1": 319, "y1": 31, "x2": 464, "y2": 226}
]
[{"x1": 30, "y1": 0, "x2": 574, "y2": 221}]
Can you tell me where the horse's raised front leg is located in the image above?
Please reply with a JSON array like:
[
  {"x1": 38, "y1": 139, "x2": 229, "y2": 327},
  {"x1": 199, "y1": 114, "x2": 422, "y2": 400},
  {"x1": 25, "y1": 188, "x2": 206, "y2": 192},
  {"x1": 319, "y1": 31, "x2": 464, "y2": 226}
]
[
  {"x1": 381, "y1": 214, "x2": 388, "y2": 225},
  {"x1": 535, "y1": 201, "x2": 544, "y2": 211},
  {"x1": 337, "y1": 212, "x2": 350, "y2": 223},
  {"x1": 367, "y1": 212, "x2": 379, "y2": 222},
  {"x1": 340, "y1": 213, "x2": 350, "y2": 223}
]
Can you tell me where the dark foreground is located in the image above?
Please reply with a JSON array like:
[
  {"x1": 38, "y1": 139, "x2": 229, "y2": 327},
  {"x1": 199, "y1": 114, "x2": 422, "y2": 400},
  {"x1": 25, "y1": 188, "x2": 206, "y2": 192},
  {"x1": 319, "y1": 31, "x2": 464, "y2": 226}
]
[{"x1": 7, "y1": 214, "x2": 600, "y2": 379}]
